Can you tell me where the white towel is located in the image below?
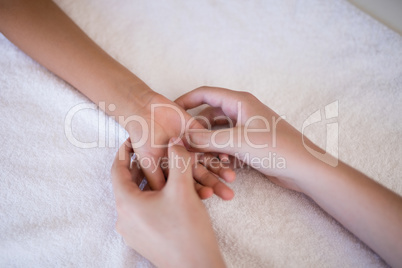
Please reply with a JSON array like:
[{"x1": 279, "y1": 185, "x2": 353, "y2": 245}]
[{"x1": 1, "y1": 0, "x2": 401, "y2": 266}]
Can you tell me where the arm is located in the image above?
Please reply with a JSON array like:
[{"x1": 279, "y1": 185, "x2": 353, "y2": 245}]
[
  {"x1": 176, "y1": 86, "x2": 402, "y2": 267},
  {"x1": 0, "y1": 0, "x2": 235, "y2": 199},
  {"x1": 0, "y1": 0, "x2": 148, "y2": 116},
  {"x1": 301, "y1": 159, "x2": 402, "y2": 267}
]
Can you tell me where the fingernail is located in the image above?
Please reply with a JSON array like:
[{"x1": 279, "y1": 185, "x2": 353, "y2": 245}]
[{"x1": 177, "y1": 137, "x2": 184, "y2": 146}]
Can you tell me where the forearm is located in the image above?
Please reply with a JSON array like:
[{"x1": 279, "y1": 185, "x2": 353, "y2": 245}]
[
  {"x1": 177, "y1": 87, "x2": 402, "y2": 265},
  {"x1": 300, "y1": 160, "x2": 402, "y2": 267},
  {"x1": 0, "y1": 0, "x2": 152, "y2": 118}
]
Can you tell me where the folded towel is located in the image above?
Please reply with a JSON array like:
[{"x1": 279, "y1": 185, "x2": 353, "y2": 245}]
[{"x1": 1, "y1": 0, "x2": 401, "y2": 266}]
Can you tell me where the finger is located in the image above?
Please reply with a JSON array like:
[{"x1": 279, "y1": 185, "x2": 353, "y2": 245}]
[
  {"x1": 136, "y1": 177, "x2": 151, "y2": 191},
  {"x1": 166, "y1": 137, "x2": 195, "y2": 191},
  {"x1": 181, "y1": 98, "x2": 233, "y2": 160},
  {"x1": 193, "y1": 162, "x2": 234, "y2": 201},
  {"x1": 111, "y1": 139, "x2": 141, "y2": 198},
  {"x1": 228, "y1": 155, "x2": 245, "y2": 170},
  {"x1": 186, "y1": 127, "x2": 240, "y2": 156},
  {"x1": 181, "y1": 107, "x2": 209, "y2": 150},
  {"x1": 199, "y1": 153, "x2": 236, "y2": 183},
  {"x1": 194, "y1": 182, "x2": 214, "y2": 200},
  {"x1": 135, "y1": 146, "x2": 166, "y2": 190},
  {"x1": 195, "y1": 106, "x2": 235, "y2": 129},
  {"x1": 142, "y1": 179, "x2": 152, "y2": 191},
  {"x1": 184, "y1": 110, "x2": 206, "y2": 131},
  {"x1": 164, "y1": 149, "x2": 233, "y2": 197},
  {"x1": 113, "y1": 138, "x2": 134, "y2": 169},
  {"x1": 219, "y1": 153, "x2": 230, "y2": 163},
  {"x1": 141, "y1": 163, "x2": 166, "y2": 191},
  {"x1": 194, "y1": 107, "x2": 233, "y2": 164},
  {"x1": 160, "y1": 156, "x2": 169, "y2": 178},
  {"x1": 175, "y1": 86, "x2": 251, "y2": 120}
]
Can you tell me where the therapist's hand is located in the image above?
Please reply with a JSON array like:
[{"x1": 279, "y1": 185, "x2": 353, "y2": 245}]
[{"x1": 111, "y1": 137, "x2": 226, "y2": 268}]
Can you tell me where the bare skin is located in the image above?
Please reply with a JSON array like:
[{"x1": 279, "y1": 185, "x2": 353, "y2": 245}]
[
  {"x1": 2, "y1": 1, "x2": 401, "y2": 266},
  {"x1": 0, "y1": 0, "x2": 235, "y2": 200},
  {"x1": 112, "y1": 138, "x2": 226, "y2": 268},
  {"x1": 111, "y1": 88, "x2": 402, "y2": 267},
  {"x1": 174, "y1": 87, "x2": 402, "y2": 267}
]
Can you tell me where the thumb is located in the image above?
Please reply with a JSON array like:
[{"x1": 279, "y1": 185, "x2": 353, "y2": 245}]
[
  {"x1": 186, "y1": 127, "x2": 240, "y2": 156},
  {"x1": 165, "y1": 137, "x2": 195, "y2": 191}
]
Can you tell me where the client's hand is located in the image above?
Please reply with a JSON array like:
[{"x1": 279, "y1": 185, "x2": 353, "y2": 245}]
[
  {"x1": 111, "y1": 137, "x2": 226, "y2": 268},
  {"x1": 176, "y1": 87, "x2": 402, "y2": 268}
]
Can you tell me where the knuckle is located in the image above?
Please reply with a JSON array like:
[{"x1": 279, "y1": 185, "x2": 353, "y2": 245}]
[
  {"x1": 195, "y1": 166, "x2": 211, "y2": 182},
  {"x1": 199, "y1": 172, "x2": 211, "y2": 183}
]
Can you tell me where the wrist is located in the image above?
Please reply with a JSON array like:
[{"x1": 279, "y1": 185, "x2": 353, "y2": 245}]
[
  {"x1": 164, "y1": 247, "x2": 225, "y2": 268},
  {"x1": 281, "y1": 133, "x2": 337, "y2": 194},
  {"x1": 294, "y1": 155, "x2": 338, "y2": 196},
  {"x1": 101, "y1": 77, "x2": 155, "y2": 119},
  {"x1": 123, "y1": 80, "x2": 156, "y2": 114}
]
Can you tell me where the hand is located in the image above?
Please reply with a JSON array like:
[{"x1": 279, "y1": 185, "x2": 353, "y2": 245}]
[
  {"x1": 175, "y1": 86, "x2": 323, "y2": 192},
  {"x1": 125, "y1": 90, "x2": 235, "y2": 200},
  {"x1": 111, "y1": 137, "x2": 225, "y2": 267},
  {"x1": 176, "y1": 87, "x2": 402, "y2": 267}
]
